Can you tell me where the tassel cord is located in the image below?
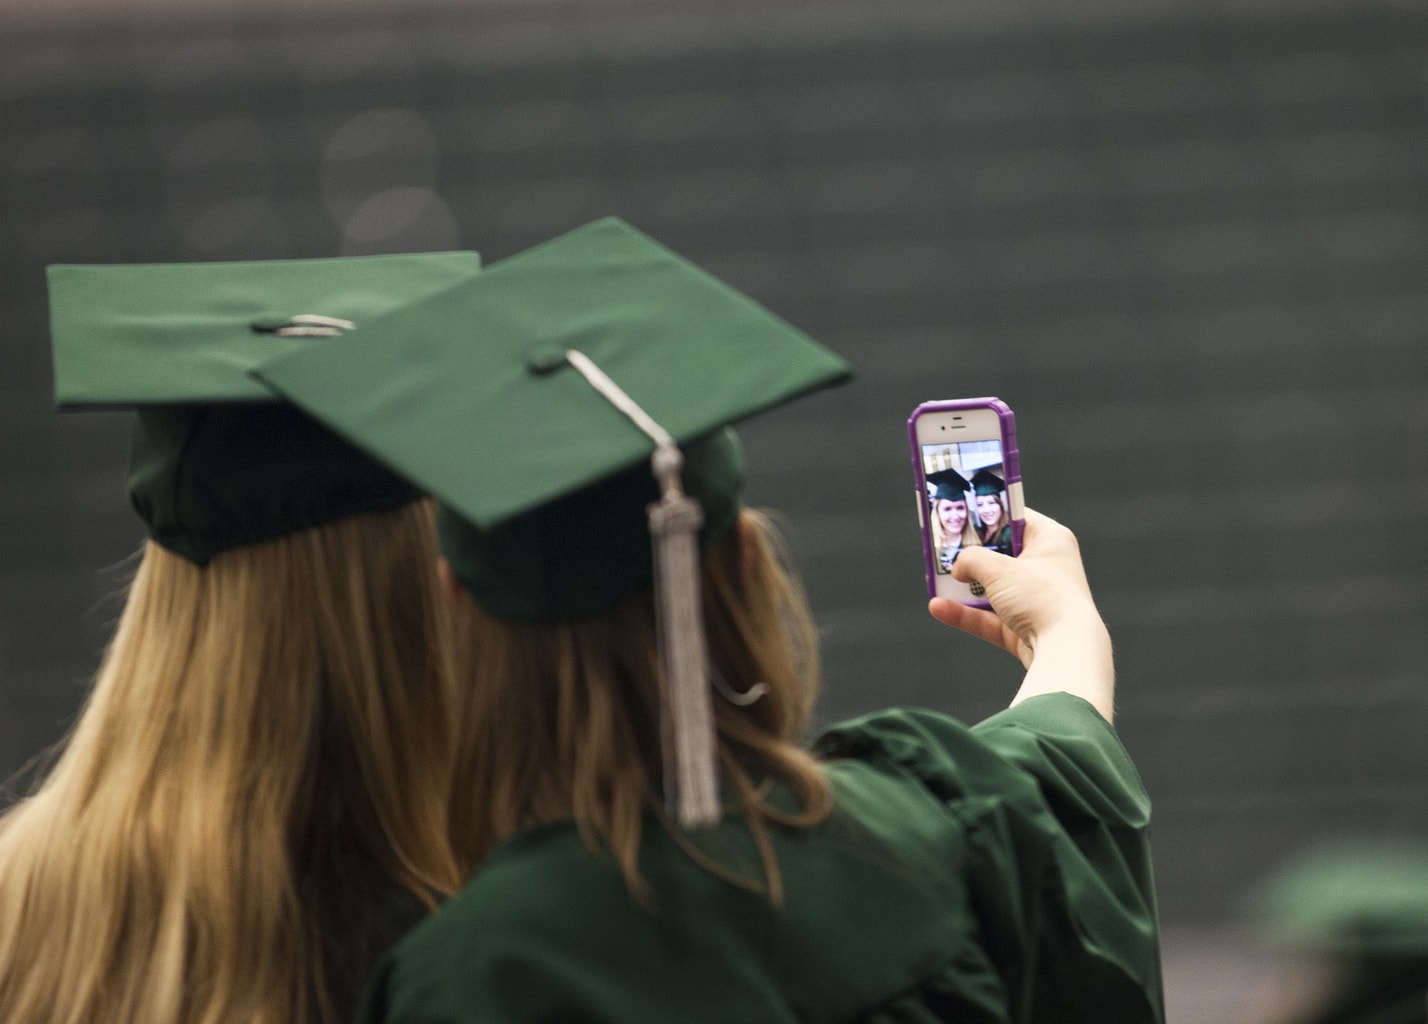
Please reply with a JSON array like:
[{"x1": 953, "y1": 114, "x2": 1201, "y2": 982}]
[{"x1": 563, "y1": 349, "x2": 723, "y2": 827}]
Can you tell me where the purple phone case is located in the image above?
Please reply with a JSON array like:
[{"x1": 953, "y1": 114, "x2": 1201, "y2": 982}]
[{"x1": 908, "y1": 398, "x2": 1023, "y2": 603}]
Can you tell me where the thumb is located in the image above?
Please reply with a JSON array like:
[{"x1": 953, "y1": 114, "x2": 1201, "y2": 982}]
[{"x1": 950, "y1": 545, "x2": 1006, "y2": 586}]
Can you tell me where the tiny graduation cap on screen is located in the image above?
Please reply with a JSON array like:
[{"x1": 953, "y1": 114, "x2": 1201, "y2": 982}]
[
  {"x1": 926, "y1": 468, "x2": 971, "y2": 503},
  {"x1": 970, "y1": 468, "x2": 1005, "y2": 498},
  {"x1": 254, "y1": 216, "x2": 853, "y2": 828},
  {"x1": 46, "y1": 252, "x2": 482, "y2": 563}
]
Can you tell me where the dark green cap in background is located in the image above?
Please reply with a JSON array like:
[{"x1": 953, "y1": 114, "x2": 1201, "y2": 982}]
[
  {"x1": 47, "y1": 252, "x2": 482, "y2": 564},
  {"x1": 970, "y1": 468, "x2": 1005, "y2": 497},
  {"x1": 1254, "y1": 841, "x2": 1428, "y2": 954},
  {"x1": 255, "y1": 217, "x2": 852, "y2": 620}
]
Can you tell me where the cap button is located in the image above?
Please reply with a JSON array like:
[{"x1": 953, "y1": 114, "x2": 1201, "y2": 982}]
[{"x1": 525, "y1": 344, "x2": 569, "y2": 376}]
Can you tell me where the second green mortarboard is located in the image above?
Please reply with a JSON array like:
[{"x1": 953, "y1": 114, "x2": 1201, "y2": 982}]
[
  {"x1": 970, "y1": 468, "x2": 1005, "y2": 497},
  {"x1": 48, "y1": 252, "x2": 482, "y2": 563},
  {"x1": 253, "y1": 216, "x2": 853, "y2": 826},
  {"x1": 926, "y1": 468, "x2": 971, "y2": 503},
  {"x1": 254, "y1": 218, "x2": 851, "y2": 534}
]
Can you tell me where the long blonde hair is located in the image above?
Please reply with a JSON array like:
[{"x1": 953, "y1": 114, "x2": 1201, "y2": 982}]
[
  {"x1": 976, "y1": 492, "x2": 1011, "y2": 546},
  {"x1": 929, "y1": 496, "x2": 980, "y2": 560},
  {"x1": 0, "y1": 500, "x2": 466, "y2": 1024},
  {"x1": 447, "y1": 508, "x2": 831, "y2": 904}
]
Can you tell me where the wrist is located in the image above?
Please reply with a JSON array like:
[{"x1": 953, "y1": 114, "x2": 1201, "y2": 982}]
[
  {"x1": 1017, "y1": 610, "x2": 1115, "y2": 722},
  {"x1": 1030, "y1": 604, "x2": 1109, "y2": 653}
]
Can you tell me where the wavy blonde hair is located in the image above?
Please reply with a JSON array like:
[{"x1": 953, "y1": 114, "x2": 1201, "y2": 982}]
[
  {"x1": 447, "y1": 508, "x2": 831, "y2": 905},
  {"x1": 929, "y1": 496, "x2": 980, "y2": 563},
  {"x1": 0, "y1": 500, "x2": 466, "y2": 1024},
  {"x1": 976, "y1": 492, "x2": 1011, "y2": 546}
]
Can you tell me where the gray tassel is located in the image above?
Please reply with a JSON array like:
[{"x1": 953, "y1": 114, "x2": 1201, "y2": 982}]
[
  {"x1": 559, "y1": 350, "x2": 723, "y2": 829},
  {"x1": 648, "y1": 443, "x2": 721, "y2": 828}
]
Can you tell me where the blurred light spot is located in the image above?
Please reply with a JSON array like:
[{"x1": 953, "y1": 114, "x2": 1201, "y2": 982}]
[
  {"x1": 340, "y1": 187, "x2": 459, "y2": 254},
  {"x1": 323, "y1": 107, "x2": 438, "y2": 166},
  {"x1": 321, "y1": 108, "x2": 440, "y2": 222}
]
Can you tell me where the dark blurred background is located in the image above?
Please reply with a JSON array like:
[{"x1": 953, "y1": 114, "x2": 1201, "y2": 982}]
[{"x1": 3, "y1": 0, "x2": 1427, "y2": 1017}]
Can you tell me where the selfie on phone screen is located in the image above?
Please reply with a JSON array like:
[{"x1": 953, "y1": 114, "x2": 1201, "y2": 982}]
[
  {"x1": 909, "y1": 398, "x2": 1023, "y2": 605},
  {"x1": 922, "y1": 440, "x2": 1012, "y2": 575}
]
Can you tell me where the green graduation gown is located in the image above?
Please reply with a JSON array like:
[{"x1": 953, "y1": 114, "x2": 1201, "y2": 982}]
[{"x1": 358, "y1": 693, "x2": 1163, "y2": 1023}]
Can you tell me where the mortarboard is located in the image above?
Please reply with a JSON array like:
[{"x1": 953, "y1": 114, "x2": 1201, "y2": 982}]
[
  {"x1": 926, "y1": 468, "x2": 971, "y2": 504},
  {"x1": 1254, "y1": 841, "x2": 1428, "y2": 954},
  {"x1": 253, "y1": 216, "x2": 852, "y2": 825},
  {"x1": 1253, "y1": 841, "x2": 1428, "y2": 1020},
  {"x1": 970, "y1": 468, "x2": 1005, "y2": 498},
  {"x1": 47, "y1": 252, "x2": 482, "y2": 563}
]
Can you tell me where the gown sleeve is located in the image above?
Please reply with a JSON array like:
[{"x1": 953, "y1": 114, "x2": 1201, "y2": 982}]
[{"x1": 814, "y1": 693, "x2": 1164, "y2": 1024}]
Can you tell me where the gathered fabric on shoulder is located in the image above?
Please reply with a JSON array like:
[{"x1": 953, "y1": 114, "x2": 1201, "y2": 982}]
[
  {"x1": 815, "y1": 694, "x2": 1162, "y2": 1024},
  {"x1": 358, "y1": 692, "x2": 1163, "y2": 1024}
]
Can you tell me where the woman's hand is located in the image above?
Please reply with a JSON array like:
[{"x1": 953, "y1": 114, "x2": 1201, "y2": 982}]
[
  {"x1": 927, "y1": 508, "x2": 1116, "y2": 722},
  {"x1": 929, "y1": 508, "x2": 1100, "y2": 656}
]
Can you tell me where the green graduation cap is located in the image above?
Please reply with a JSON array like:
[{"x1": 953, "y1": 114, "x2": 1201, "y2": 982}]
[
  {"x1": 47, "y1": 251, "x2": 482, "y2": 563},
  {"x1": 253, "y1": 216, "x2": 852, "y2": 826},
  {"x1": 253, "y1": 218, "x2": 852, "y2": 614},
  {"x1": 1252, "y1": 841, "x2": 1428, "y2": 1021},
  {"x1": 1254, "y1": 841, "x2": 1428, "y2": 955},
  {"x1": 926, "y1": 468, "x2": 971, "y2": 503},
  {"x1": 970, "y1": 468, "x2": 1005, "y2": 497}
]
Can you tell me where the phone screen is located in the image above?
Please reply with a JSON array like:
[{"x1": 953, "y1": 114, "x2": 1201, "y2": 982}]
[
  {"x1": 920, "y1": 438, "x2": 1014, "y2": 576},
  {"x1": 909, "y1": 398, "x2": 1021, "y2": 603}
]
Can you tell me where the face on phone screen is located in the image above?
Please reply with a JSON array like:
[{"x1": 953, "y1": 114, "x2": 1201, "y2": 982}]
[{"x1": 921, "y1": 438, "x2": 1013, "y2": 576}]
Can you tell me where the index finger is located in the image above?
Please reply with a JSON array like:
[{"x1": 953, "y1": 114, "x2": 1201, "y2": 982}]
[{"x1": 928, "y1": 596, "x2": 1004, "y2": 645}]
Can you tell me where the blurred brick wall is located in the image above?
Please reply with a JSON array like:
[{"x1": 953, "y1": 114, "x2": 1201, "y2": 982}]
[{"x1": 2, "y1": 1, "x2": 1426, "y2": 924}]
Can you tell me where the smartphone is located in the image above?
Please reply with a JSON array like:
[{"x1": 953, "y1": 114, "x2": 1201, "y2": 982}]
[{"x1": 908, "y1": 398, "x2": 1024, "y2": 605}]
